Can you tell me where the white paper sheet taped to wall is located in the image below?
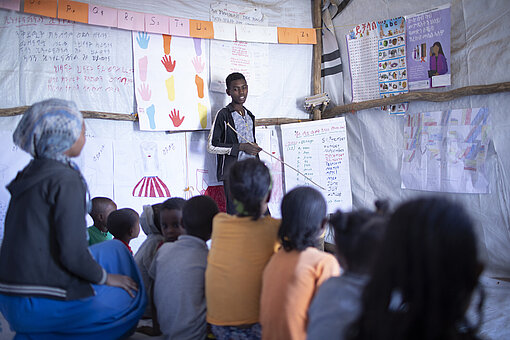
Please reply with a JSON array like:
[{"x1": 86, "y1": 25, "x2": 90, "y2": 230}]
[{"x1": 280, "y1": 117, "x2": 352, "y2": 214}]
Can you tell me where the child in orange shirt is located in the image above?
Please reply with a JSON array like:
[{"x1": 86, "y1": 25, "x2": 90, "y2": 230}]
[
  {"x1": 206, "y1": 159, "x2": 280, "y2": 340},
  {"x1": 260, "y1": 187, "x2": 340, "y2": 340}
]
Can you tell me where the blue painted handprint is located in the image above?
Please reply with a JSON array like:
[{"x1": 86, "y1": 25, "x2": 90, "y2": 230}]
[
  {"x1": 193, "y1": 38, "x2": 202, "y2": 56},
  {"x1": 146, "y1": 104, "x2": 156, "y2": 129},
  {"x1": 137, "y1": 32, "x2": 150, "y2": 49}
]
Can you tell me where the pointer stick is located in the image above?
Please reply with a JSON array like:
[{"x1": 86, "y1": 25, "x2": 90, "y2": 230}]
[{"x1": 226, "y1": 122, "x2": 326, "y2": 190}]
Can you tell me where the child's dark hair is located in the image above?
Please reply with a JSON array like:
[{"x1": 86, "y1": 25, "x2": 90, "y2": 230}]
[
  {"x1": 226, "y1": 72, "x2": 246, "y2": 90},
  {"x1": 279, "y1": 187, "x2": 326, "y2": 251},
  {"x1": 330, "y1": 202, "x2": 388, "y2": 273},
  {"x1": 228, "y1": 158, "x2": 271, "y2": 220},
  {"x1": 107, "y1": 208, "x2": 139, "y2": 239},
  {"x1": 348, "y1": 197, "x2": 483, "y2": 340},
  {"x1": 89, "y1": 197, "x2": 116, "y2": 219},
  {"x1": 182, "y1": 196, "x2": 219, "y2": 241},
  {"x1": 161, "y1": 197, "x2": 186, "y2": 212},
  {"x1": 152, "y1": 203, "x2": 163, "y2": 232}
]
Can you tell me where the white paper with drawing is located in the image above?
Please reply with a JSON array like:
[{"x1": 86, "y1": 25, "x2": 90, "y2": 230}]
[
  {"x1": 185, "y1": 131, "x2": 222, "y2": 199},
  {"x1": 133, "y1": 32, "x2": 211, "y2": 131},
  {"x1": 281, "y1": 117, "x2": 352, "y2": 213},
  {"x1": 401, "y1": 108, "x2": 491, "y2": 193},
  {"x1": 209, "y1": 2, "x2": 269, "y2": 96},
  {"x1": 0, "y1": 10, "x2": 134, "y2": 113},
  {"x1": 256, "y1": 126, "x2": 284, "y2": 218}
]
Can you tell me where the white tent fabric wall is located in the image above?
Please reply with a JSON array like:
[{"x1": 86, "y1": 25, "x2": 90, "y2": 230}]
[{"x1": 332, "y1": 1, "x2": 510, "y2": 337}]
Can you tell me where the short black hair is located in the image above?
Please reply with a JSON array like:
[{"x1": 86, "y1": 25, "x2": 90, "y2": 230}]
[
  {"x1": 228, "y1": 158, "x2": 271, "y2": 220},
  {"x1": 279, "y1": 187, "x2": 326, "y2": 251},
  {"x1": 89, "y1": 197, "x2": 116, "y2": 220},
  {"x1": 161, "y1": 197, "x2": 186, "y2": 212},
  {"x1": 107, "y1": 208, "x2": 139, "y2": 239},
  {"x1": 182, "y1": 196, "x2": 219, "y2": 241},
  {"x1": 330, "y1": 206, "x2": 387, "y2": 273},
  {"x1": 226, "y1": 72, "x2": 246, "y2": 90}
]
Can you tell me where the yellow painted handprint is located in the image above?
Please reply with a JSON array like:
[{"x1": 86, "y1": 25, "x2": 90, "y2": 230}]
[
  {"x1": 165, "y1": 76, "x2": 175, "y2": 101},
  {"x1": 198, "y1": 103, "x2": 207, "y2": 128}
]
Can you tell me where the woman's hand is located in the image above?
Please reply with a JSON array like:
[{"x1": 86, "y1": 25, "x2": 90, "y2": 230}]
[{"x1": 106, "y1": 273, "x2": 138, "y2": 298}]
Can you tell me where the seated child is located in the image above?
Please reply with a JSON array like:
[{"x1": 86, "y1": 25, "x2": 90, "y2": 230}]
[
  {"x1": 150, "y1": 195, "x2": 219, "y2": 339},
  {"x1": 87, "y1": 196, "x2": 117, "y2": 246},
  {"x1": 107, "y1": 208, "x2": 140, "y2": 255},
  {"x1": 134, "y1": 203, "x2": 163, "y2": 318},
  {"x1": 347, "y1": 197, "x2": 484, "y2": 340},
  {"x1": 159, "y1": 197, "x2": 186, "y2": 245},
  {"x1": 307, "y1": 203, "x2": 388, "y2": 340},
  {"x1": 206, "y1": 158, "x2": 280, "y2": 340},
  {"x1": 260, "y1": 186, "x2": 340, "y2": 340}
]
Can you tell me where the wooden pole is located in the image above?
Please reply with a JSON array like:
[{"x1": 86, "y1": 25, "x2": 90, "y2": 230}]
[
  {"x1": 312, "y1": 0, "x2": 323, "y2": 121},
  {"x1": 323, "y1": 81, "x2": 510, "y2": 118}
]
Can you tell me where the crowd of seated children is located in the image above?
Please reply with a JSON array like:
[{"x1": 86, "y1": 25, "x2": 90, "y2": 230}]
[
  {"x1": 150, "y1": 195, "x2": 219, "y2": 339},
  {"x1": 107, "y1": 208, "x2": 141, "y2": 255},
  {"x1": 205, "y1": 158, "x2": 280, "y2": 340},
  {"x1": 346, "y1": 197, "x2": 484, "y2": 340},
  {"x1": 87, "y1": 196, "x2": 117, "y2": 246},
  {"x1": 307, "y1": 202, "x2": 388, "y2": 340},
  {"x1": 0, "y1": 99, "x2": 145, "y2": 339},
  {"x1": 260, "y1": 187, "x2": 340, "y2": 340},
  {"x1": 135, "y1": 203, "x2": 163, "y2": 318}
]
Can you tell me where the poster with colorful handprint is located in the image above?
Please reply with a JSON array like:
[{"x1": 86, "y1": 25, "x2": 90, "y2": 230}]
[{"x1": 133, "y1": 32, "x2": 212, "y2": 131}]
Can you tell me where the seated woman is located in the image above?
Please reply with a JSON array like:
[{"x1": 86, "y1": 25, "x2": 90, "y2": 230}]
[
  {"x1": 347, "y1": 197, "x2": 484, "y2": 340},
  {"x1": 0, "y1": 99, "x2": 146, "y2": 339}
]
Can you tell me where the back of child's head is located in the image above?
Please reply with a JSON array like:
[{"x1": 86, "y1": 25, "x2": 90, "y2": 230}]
[
  {"x1": 182, "y1": 196, "x2": 219, "y2": 241},
  {"x1": 228, "y1": 158, "x2": 271, "y2": 220},
  {"x1": 349, "y1": 196, "x2": 482, "y2": 340},
  {"x1": 226, "y1": 72, "x2": 246, "y2": 90},
  {"x1": 89, "y1": 197, "x2": 117, "y2": 221},
  {"x1": 279, "y1": 186, "x2": 326, "y2": 251},
  {"x1": 107, "y1": 208, "x2": 140, "y2": 240},
  {"x1": 330, "y1": 201, "x2": 388, "y2": 273}
]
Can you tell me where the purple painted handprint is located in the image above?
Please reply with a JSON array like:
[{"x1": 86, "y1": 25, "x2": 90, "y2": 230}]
[
  {"x1": 191, "y1": 56, "x2": 204, "y2": 74},
  {"x1": 193, "y1": 38, "x2": 202, "y2": 56},
  {"x1": 137, "y1": 83, "x2": 151, "y2": 101},
  {"x1": 136, "y1": 32, "x2": 150, "y2": 49}
]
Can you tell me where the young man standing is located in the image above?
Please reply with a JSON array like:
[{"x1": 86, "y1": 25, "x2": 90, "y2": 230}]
[{"x1": 207, "y1": 72, "x2": 262, "y2": 214}]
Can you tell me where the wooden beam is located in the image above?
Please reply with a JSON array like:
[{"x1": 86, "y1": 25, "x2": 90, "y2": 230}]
[
  {"x1": 0, "y1": 106, "x2": 137, "y2": 121},
  {"x1": 323, "y1": 81, "x2": 510, "y2": 118},
  {"x1": 312, "y1": 0, "x2": 322, "y2": 120},
  {"x1": 255, "y1": 118, "x2": 311, "y2": 126}
]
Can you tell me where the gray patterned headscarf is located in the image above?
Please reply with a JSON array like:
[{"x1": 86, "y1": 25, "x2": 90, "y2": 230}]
[{"x1": 13, "y1": 98, "x2": 83, "y2": 163}]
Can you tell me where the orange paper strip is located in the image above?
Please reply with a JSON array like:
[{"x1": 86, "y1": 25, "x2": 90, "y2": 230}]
[
  {"x1": 278, "y1": 27, "x2": 317, "y2": 44},
  {"x1": 24, "y1": 0, "x2": 57, "y2": 18},
  {"x1": 189, "y1": 19, "x2": 214, "y2": 39},
  {"x1": 297, "y1": 28, "x2": 317, "y2": 44},
  {"x1": 277, "y1": 27, "x2": 298, "y2": 44},
  {"x1": 58, "y1": 0, "x2": 88, "y2": 23}
]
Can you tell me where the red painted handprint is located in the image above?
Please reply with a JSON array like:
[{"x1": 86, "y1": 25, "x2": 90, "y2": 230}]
[
  {"x1": 169, "y1": 109, "x2": 185, "y2": 127},
  {"x1": 161, "y1": 55, "x2": 176, "y2": 72}
]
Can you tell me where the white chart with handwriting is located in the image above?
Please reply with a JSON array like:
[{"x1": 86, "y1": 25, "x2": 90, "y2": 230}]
[{"x1": 281, "y1": 117, "x2": 352, "y2": 213}]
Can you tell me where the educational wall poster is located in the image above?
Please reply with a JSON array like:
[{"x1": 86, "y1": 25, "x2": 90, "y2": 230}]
[
  {"x1": 401, "y1": 108, "x2": 490, "y2": 193},
  {"x1": 346, "y1": 21, "x2": 380, "y2": 102},
  {"x1": 256, "y1": 126, "x2": 285, "y2": 218},
  {"x1": 378, "y1": 16, "x2": 408, "y2": 114},
  {"x1": 405, "y1": 4, "x2": 451, "y2": 90},
  {"x1": 347, "y1": 17, "x2": 408, "y2": 114},
  {"x1": 209, "y1": 1, "x2": 270, "y2": 96},
  {"x1": 281, "y1": 117, "x2": 352, "y2": 214},
  {"x1": 0, "y1": 10, "x2": 134, "y2": 113},
  {"x1": 133, "y1": 32, "x2": 212, "y2": 131}
]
